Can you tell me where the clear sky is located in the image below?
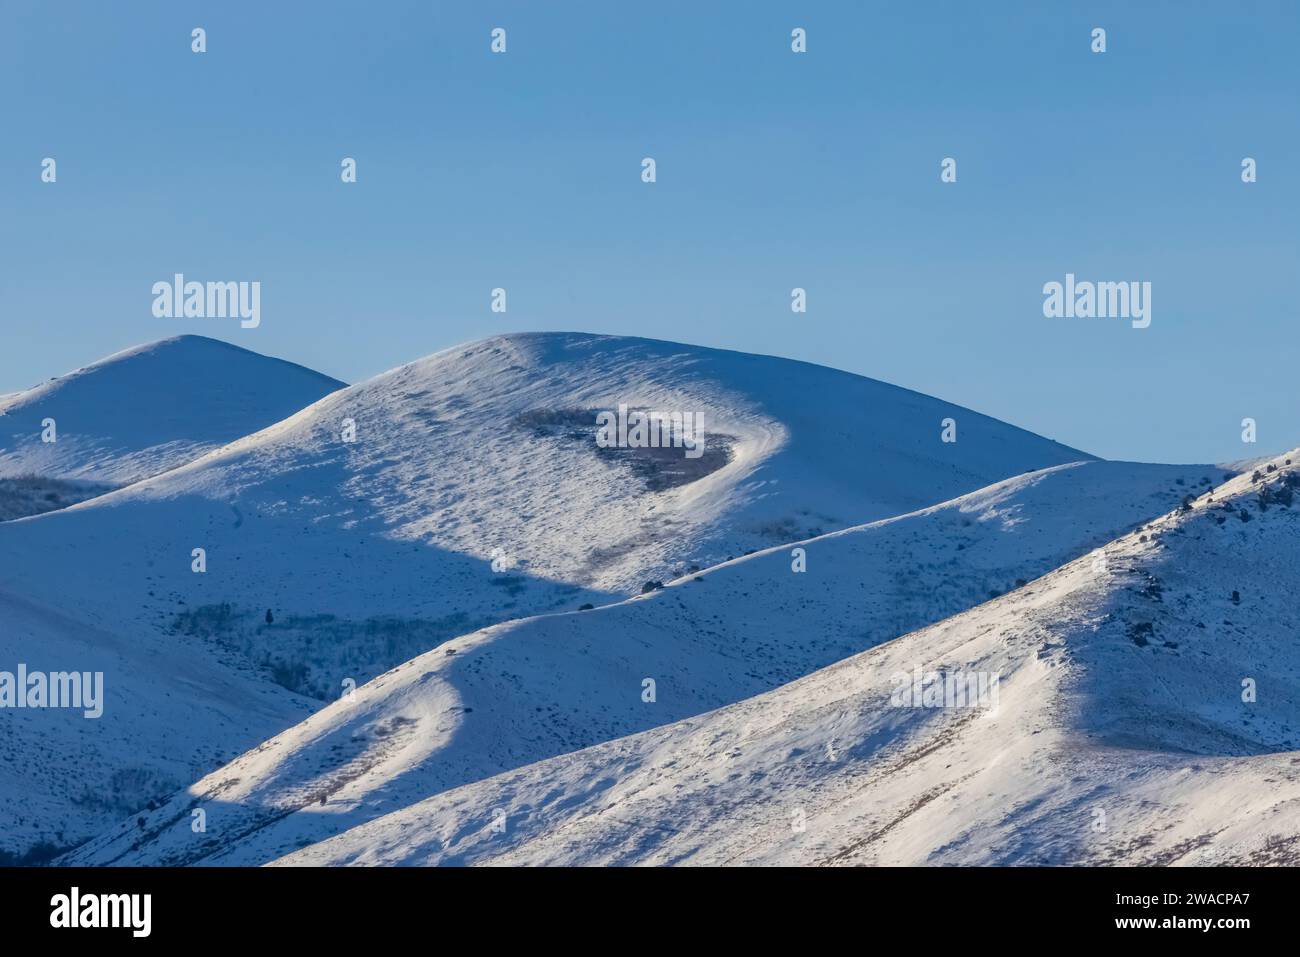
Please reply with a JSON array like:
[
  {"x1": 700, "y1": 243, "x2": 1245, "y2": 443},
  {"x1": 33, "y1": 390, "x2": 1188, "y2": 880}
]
[{"x1": 3, "y1": 1, "x2": 1296, "y2": 463}]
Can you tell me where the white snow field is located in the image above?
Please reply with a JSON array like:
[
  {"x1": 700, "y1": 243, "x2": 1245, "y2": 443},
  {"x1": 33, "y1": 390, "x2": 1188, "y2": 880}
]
[
  {"x1": 0, "y1": 332, "x2": 1093, "y2": 706},
  {"x1": 4, "y1": 331, "x2": 1107, "y2": 863},
  {"x1": 262, "y1": 452, "x2": 1300, "y2": 867},
  {"x1": 0, "y1": 331, "x2": 1271, "y2": 868},
  {"x1": 0, "y1": 335, "x2": 345, "y2": 492},
  {"x1": 59, "y1": 455, "x2": 1223, "y2": 866}
]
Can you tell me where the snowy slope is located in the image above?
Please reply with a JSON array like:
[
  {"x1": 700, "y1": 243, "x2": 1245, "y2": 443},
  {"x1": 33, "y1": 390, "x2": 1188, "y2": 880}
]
[
  {"x1": 3, "y1": 331, "x2": 1097, "y2": 862},
  {"x1": 0, "y1": 335, "x2": 345, "y2": 858},
  {"x1": 264, "y1": 451, "x2": 1300, "y2": 867},
  {"x1": 0, "y1": 335, "x2": 344, "y2": 488},
  {"x1": 59, "y1": 457, "x2": 1223, "y2": 866},
  {"x1": 0, "y1": 332, "x2": 1091, "y2": 703},
  {"x1": 0, "y1": 586, "x2": 313, "y2": 862}
]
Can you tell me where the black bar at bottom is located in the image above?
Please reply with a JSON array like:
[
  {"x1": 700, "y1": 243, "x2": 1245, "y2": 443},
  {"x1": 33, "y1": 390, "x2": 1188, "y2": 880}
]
[{"x1": 0, "y1": 865, "x2": 1286, "y2": 942}]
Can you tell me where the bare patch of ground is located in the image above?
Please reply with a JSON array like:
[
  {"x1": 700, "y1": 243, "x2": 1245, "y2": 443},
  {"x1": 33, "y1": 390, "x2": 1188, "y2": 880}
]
[{"x1": 0, "y1": 473, "x2": 116, "y2": 521}]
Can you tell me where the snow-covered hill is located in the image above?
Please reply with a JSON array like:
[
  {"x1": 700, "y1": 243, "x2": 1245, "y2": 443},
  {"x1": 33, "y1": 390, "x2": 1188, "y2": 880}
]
[
  {"x1": 58, "y1": 457, "x2": 1223, "y2": 866},
  {"x1": 262, "y1": 451, "x2": 1300, "y2": 867},
  {"x1": 0, "y1": 332, "x2": 1091, "y2": 702},
  {"x1": 0, "y1": 335, "x2": 344, "y2": 490},
  {"x1": 0, "y1": 586, "x2": 313, "y2": 863},
  {"x1": 4, "y1": 331, "x2": 1101, "y2": 862},
  {"x1": 0, "y1": 335, "x2": 346, "y2": 858}
]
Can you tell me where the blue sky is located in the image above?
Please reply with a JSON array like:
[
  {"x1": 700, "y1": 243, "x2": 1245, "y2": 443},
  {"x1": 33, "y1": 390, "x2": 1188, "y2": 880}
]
[{"x1": 3, "y1": 1, "x2": 1296, "y2": 463}]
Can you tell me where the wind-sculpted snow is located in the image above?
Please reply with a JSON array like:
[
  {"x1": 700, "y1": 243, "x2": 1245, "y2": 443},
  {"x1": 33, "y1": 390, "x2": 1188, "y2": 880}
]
[
  {"x1": 0, "y1": 335, "x2": 344, "y2": 491},
  {"x1": 2, "y1": 332, "x2": 1093, "y2": 861},
  {"x1": 60, "y1": 457, "x2": 1224, "y2": 866},
  {"x1": 9, "y1": 331, "x2": 1278, "y2": 868},
  {"x1": 0, "y1": 334, "x2": 1093, "y2": 705},
  {"x1": 262, "y1": 451, "x2": 1300, "y2": 867}
]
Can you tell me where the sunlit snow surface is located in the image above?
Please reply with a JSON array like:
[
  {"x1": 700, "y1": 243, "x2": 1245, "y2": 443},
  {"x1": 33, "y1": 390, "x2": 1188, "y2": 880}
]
[{"x1": 3, "y1": 333, "x2": 1292, "y2": 866}]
